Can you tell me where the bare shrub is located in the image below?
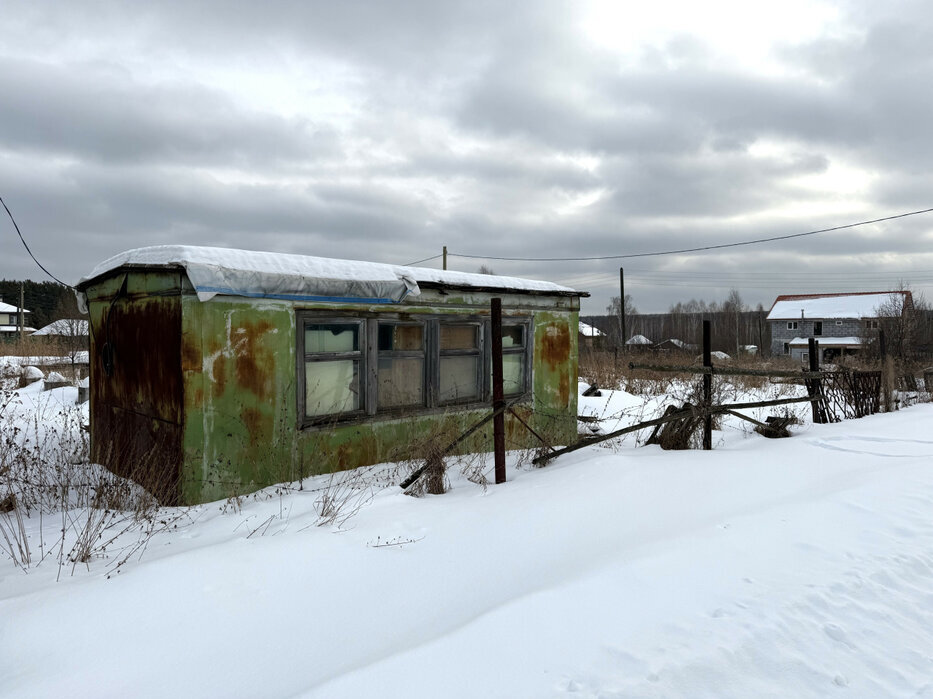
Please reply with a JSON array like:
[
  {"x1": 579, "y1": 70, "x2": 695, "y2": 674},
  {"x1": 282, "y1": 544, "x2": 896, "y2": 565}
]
[
  {"x1": 0, "y1": 388, "x2": 186, "y2": 577},
  {"x1": 313, "y1": 468, "x2": 374, "y2": 528}
]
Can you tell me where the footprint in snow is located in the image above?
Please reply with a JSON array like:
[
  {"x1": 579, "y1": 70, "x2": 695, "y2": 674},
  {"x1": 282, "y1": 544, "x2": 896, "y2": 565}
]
[{"x1": 824, "y1": 623, "x2": 854, "y2": 648}]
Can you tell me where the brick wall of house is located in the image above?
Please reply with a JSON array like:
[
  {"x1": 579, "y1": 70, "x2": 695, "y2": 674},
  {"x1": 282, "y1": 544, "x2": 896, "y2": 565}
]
[{"x1": 769, "y1": 318, "x2": 865, "y2": 356}]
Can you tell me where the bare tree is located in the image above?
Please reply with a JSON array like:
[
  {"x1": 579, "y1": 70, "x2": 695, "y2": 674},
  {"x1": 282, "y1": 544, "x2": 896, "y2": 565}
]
[
  {"x1": 722, "y1": 289, "x2": 746, "y2": 357},
  {"x1": 50, "y1": 294, "x2": 89, "y2": 379},
  {"x1": 606, "y1": 294, "x2": 638, "y2": 345},
  {"x1": 863, "y1": 285, "x2": 927, "y2": 365}
]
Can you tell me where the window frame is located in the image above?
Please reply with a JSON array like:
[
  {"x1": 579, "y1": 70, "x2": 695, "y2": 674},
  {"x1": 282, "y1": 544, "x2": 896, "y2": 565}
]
[
  {"x1": 297, "y1": 312, "x2": 533, "y2": 428},
  {"x1": 786, "y1": 321, "x2": 798, "y2": 330},
  {"x1": 495, "y1": 320, "x2": 532, "y2": 397},
  {"x1": 297, "y1": 317, "x2": 367, "y2": 423},
  {"x1": 376, "y1": 320, "x2": 427, "y2": 412},
  {"x1": 813, "y1": 321, "x2": 823, "y2": 336},
  {"x1": 437, "y1": 319, "x2": 486, "y2": 406}
]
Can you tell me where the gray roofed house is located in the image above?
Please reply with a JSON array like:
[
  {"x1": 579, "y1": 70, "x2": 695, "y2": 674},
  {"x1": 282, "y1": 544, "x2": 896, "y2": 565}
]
[{"x1": 766, "y1": 291, "x2": 911, "y2": 362}]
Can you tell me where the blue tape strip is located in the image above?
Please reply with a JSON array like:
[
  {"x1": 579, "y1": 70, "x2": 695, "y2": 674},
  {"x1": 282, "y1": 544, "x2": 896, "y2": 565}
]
[{"x1": 195, "y1": 285, "x2": 408, "y2": 305}]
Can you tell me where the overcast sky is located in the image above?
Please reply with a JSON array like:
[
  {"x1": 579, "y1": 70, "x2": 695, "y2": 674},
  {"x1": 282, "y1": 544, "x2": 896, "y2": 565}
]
[{"x1": 2, "y1": 0, "x2": 932, "y2": 314}]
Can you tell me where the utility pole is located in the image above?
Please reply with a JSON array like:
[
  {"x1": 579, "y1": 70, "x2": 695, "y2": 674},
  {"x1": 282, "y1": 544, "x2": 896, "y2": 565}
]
[
  {"x1": 619, "y1": 267, "x2": 626, "y2": 349},
  {"x1": 443, "y1": 246, "x2": 447, "y2": 271},
  {"x1": 491, "y1": 298, "x2": 506, "y2": 484},
  {"x1": 702, "y1": 320, "x2": 712, "y2": 450},
  {"x1": 19, "y1": 282, "x2": 24, "y2": 342}
]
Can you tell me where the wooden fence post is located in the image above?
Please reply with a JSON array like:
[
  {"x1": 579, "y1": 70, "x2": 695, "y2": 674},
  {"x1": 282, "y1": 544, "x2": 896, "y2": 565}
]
[
  {"x1": 491, "y1": 298, "x2": 506, "y2": 484},
  {"x1": 880, "y1": 328, "x2": 894, "y2": 412},
  {"x1": 703, "y1": 320, "x2": 712, "y2": 450},
  {"x1": 807, "y1": 337, "x2": 825, "y2": 424}
]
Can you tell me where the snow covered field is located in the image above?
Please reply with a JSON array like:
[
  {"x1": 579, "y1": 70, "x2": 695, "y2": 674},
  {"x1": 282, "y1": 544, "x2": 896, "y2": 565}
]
[{"x1": 2, "y1": 380, "x2": 933, "y2": 697}]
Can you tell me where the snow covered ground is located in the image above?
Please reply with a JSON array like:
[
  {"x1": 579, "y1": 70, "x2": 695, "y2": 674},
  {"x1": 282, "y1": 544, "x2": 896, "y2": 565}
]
[{"x1": 2, "y1": 381, "x2": 933, "y2": 697}]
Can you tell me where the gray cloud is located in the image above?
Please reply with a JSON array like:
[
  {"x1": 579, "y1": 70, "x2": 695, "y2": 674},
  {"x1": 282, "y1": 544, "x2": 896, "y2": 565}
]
[{"x1": 0, "y1": 0, "x2": 931, "y2": 314}]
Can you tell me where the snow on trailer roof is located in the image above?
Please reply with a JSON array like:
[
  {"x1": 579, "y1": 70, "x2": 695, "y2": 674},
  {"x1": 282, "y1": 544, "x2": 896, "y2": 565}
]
[
  {"x1": 766, "y1": 292, "x2": 909, "y2": 321},
  {"x1": 76, "y1": 245, "x2": 584, "y2": 307}
]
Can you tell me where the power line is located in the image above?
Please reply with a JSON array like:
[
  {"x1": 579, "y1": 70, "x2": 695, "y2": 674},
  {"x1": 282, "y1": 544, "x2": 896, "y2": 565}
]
[
  {"x1": 403, "y1": 253, "x2": 443, "y2": 266},
  {"x1": 447, "y1": 207, "x2": 933, "y2": 262},
  {"x1": 0, "y1": 196, "x2": 73, "y2": 288}
]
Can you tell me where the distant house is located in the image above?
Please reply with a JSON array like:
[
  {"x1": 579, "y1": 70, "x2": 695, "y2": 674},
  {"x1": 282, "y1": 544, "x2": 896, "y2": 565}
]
[
  {"x1": 0, "y1": 299, "x2": 34, "y2": 339},
  {"x1": 578, "y1": 321, "x2": 605, "y2": 349},
  {"x1": 626, "y1": 334, "x2": 651, "y2": 346},
  {"x1": 766, "y1": 291, "x2": 912, "y2": 362},
  {"x1": 653, "y1": 338, "x2": 693, "y2": 353},
  {"x1": 31, "y1": 319, "x2": 89, "y2": 338}
]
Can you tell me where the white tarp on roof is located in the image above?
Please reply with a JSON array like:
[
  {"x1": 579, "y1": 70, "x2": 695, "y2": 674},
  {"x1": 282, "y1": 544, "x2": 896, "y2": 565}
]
[
  {"x1": 76, "y1": 245, "x2": 577, "y2": 309},
  {"x1": 579, "y1": 321, "x2": 604, "y2": 337},
  {"x1": 626, "y1": 334, "x2": 651, "y2": 345},
  {"x1": 767, "y1": 293, "x2": 902, "y2": 320}
]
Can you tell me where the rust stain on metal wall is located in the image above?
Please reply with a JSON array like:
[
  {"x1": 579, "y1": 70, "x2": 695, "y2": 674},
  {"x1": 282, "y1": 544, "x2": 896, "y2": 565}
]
[
  {"x1": 541, "y1": 323, "x2": 570, "y2": 370},
  {"x1": 233, "y1": 319, "x2": 274, "y2": 400},
  {"x1": 90, "y1": 286, "x2": 183, "y2": 505},
  {"x1": 240, "y1": 406, "x2": 265, "y2": 447},
  {"x1": 558, "y1": 373, "x2": 570, "y2": 406},
  {"x1": 181, "y1": 336, "x2": 200, "y2": 373},
  {"x1": 211, "y1": 353, "x2": 227, "y2": 395}
]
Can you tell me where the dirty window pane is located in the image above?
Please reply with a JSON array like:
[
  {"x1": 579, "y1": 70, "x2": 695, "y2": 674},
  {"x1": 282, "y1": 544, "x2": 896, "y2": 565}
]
[
  {"x1": 378, "y1": 324, "x2": 423, "y2": 351},
  {"x1": 439, "y1": 356, "x2": 480, "y2": 402},
  {"x1": 440, "y1": 324, "x2": 479, "y2": 350},
  {"x1": 305, "y1": 324, "x2": 359, "y2": 353},
  {"x1": 305, "y1": 360, "x2": 360, "y2": 416},
  {"x1": 502, "y1": 325, "x2": 525, "y2": 348},
  {"x1": 490, "y1": 354, "x2": 526, "y2": 395},
  {"x1": 377, "y1": 357, "x2": 424, "y2": 408},
  {"x1": 503, "y1": 354, "x2": 525, "y2": 394}
]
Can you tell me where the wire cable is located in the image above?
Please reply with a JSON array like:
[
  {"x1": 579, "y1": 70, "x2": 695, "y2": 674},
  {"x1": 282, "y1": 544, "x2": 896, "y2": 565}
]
[
  {"x1": 1, "y1": 195, "x2": 73, "y2": 288},
  {"x1": 402, "y1": 253, "x2": 443, "y2": 266},
  {"x1": 448, "y1": 207, "x2": 933, "y2": 262}
]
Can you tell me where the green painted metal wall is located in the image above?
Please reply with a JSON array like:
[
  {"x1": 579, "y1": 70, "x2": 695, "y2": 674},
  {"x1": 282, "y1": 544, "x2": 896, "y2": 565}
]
[{"x1": 87, "y1": 273, "x2": 579, "y2": 505}]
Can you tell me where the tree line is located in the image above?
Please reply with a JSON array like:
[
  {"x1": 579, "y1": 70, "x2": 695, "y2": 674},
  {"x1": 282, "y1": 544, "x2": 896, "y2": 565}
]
[
  {"x1": 595, "y1": 290, "x2": 770, "y2": 356},
  {"x1": 0, "y1": 280, "x2": 77, "y2": 330},
  {"x1": 591, "y1": 287, "x2": 933, "y2": 361}
]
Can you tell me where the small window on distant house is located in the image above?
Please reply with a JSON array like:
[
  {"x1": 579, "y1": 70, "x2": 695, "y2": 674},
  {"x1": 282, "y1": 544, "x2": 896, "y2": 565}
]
[
  {"x1": 814, "y1": 321, "x2": 822, "y2": 336},
  {"x1": 866, "y1": 319, "x2": 880, "y2": 330},
  {"x1": 836, "y1": 320, "x2": 843, "y2": 326},
  {"x1": 787, "y1": 321, "x2": 798, "y2": 330}
]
